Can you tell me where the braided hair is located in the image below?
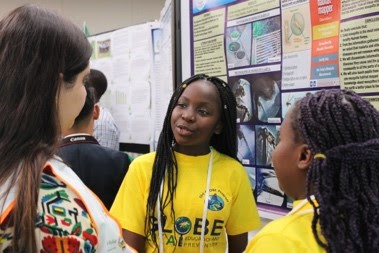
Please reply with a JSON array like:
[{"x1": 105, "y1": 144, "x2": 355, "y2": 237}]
[
  {"x1": 145, "y1": 74, "x2": 237, "y2": 247},
  {"x1": 291, "y1": 89, "x2": 379, "y2": 252}
]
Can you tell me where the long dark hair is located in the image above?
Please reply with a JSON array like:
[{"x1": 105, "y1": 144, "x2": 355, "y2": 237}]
[
  {"x1": 145, "y1": 74, "x2": 237, "y2": 246},
  {"x1": 292, "y1": 89, "x2": 379, "y2": 252},
  {"x1": 0, "y1": 5, "x2": 91, "y2": 251}
]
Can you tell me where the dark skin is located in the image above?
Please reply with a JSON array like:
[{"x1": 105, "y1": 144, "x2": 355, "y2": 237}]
[
  {"x1": 122, "y1": 230, "x2": 248, "y2": 253},
  {"x1": 228, "y1": 233, "x2": 248, "y2": 253},
  {"x1": 123, "y1": 230, "x2": 144, "y2": 252}
]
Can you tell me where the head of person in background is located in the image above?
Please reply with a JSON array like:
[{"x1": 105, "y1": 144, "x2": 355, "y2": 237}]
[
  {"x1": 272, "y1": 89, "x2": 379, "y2": 252},
  {"x1": 86, "y1": 68, "x2": 121, "y2": 150},
  {"x1": 86, "y1": 69, "x2": 107, "y2": 103},
  {"x1": 0, "y1": 4, "x2": 91, "y2": 251}
]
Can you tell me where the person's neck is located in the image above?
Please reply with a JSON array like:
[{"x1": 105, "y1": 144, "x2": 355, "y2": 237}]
[
  {"x1": 63, "y1": 125, "x2": 93, "y2": 137},
  {"x1": 173, "y1": 145, "x2": 211, "y2": 156}
]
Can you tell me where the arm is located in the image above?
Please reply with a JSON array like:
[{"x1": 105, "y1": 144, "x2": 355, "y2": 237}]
[
  {"x1": 123, "y1": 229, "x2": 146, "y2": 253},
  {"x1": 228, "y1": 233, "x2": 247, "y2": 253}
]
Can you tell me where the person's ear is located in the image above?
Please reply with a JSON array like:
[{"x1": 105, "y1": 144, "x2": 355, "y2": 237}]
[
  {"x1": 297, "y1": 144, "x2": 312, "y2": 170},
  {"x1": 93, "y1": 104, "x2": 100, "y2": 120},
  {"x1": 214, "y1": 121, "x2": 223, "y2": 135}
]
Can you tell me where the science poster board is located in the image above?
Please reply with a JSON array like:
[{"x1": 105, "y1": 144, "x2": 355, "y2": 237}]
[
  {"x1": 89, "y1": 22, "x2": 159, "y2": 149},
  {"x1": 181, "y1": 0, "x2": 379, "y2": 219}
]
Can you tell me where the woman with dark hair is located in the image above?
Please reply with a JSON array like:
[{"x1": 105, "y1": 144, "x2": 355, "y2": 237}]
[
  {"x1": 0, "y1": 5, "x2": 132, "y2": 252},
  {"x1": 246, "y1": 89, "x2": 379, "y2": 252},
  {"x1": 111, "y1": 74, "x2": 260, "y2": 252}
]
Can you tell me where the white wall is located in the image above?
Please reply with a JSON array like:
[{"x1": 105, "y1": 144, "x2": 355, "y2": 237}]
[{"x1": 0, "y1": 0, "x2": 165, "y2": 35}]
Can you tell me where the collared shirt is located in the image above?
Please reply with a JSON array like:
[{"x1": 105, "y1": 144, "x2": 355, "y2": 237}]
[
  {"x1": 246, "y1": 198, "x2": 325, "y2": 252},
  {"x1": 94, "y1": 107, "x2": 120, "y2": 150}
]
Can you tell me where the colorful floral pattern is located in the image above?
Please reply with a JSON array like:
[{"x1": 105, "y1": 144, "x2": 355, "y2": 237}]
[{"x1": 0, "y1": 165, "x2": 98, "y2": 252}]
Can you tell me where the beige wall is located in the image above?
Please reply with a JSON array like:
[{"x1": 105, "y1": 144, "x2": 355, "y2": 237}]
[{"x1": 0, "y1": 0, "x2": 165, "y2": 34}]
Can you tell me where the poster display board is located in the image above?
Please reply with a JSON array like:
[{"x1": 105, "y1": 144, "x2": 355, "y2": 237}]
[
  {"x1": 182, "y1": 0, "x2": 379, "y2": 218},
  {"x1": 89, "y1": 22, "x2": 158, "y2": 147}
]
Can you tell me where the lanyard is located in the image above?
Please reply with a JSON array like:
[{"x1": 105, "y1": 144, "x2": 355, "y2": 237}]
[
  {"x1": 287, "y1": 195, "x2": 317, "y2": 216},
  {"x1": 157, "y1": 148, "x2": 214, "y2": 253},
  {"x1": 60, "y1": 134, "x2": 99, "y2": 147}
]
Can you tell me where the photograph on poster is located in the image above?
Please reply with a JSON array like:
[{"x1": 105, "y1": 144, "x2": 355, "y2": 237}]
[
  {"x1": 97, "y1": 39, "x2": 111, "y2": 58},
  {"x1": 281, "y1": 90, "x2": 316, "y2": 117},
  {"x1": 244, "y1": 166, "x2": 256, "y2": 191},
  {"x1": 255, "y1": 125, "x2": 279, "y2": 166},
  {"x1": 226, "y1": 23, "x2": 252, "y2": 68},
  {"x1": 237, "y1": 124, "x2": 255, "y2": 165},
  {"x1": 229, "y1": 77, "x2": 253, "y2": 122},
  {"x1": 252, "y1": 15, "x2": 281, "y2": 65},
  {"x1": 192, "y1": 0, "x2": 236, "y2": 14},
  {"x1": 256, "y1": 168, "x2": 285, "y2": 207},
  {"x1": 251, "y1": 72, "x2": 281, "y2": 123}
]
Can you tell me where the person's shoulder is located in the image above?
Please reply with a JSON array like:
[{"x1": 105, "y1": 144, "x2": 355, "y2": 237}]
[
  {"x1": 130, "y1": 152, "x2": 156, "y2": 167},
  {"x1": 97, "y1": 145, "x2": 130, "y2": 161},
  {"x1": 125, "y1": 152, "x2": 156, "y2": 179},
  {"x1": 249, "y1": 214, "x2": 322, "y2": 253},
  {"x1": 257, "y1": 212, "x2": 313, "y2": 236},
  {"x1": 132, "y1": 152, "x2": 155, "y2": 161},
  {"x1": 256, "y1": 215, "x2": 293, "y2": 235}
]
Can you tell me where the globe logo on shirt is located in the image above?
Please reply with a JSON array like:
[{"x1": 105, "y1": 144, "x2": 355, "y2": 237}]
[
  {"x1": 174, "y1": 217, "x2": 192, "y2": 235},
  {"x1": 207, "y1": 194, "x2": 224, "y2": 211}
]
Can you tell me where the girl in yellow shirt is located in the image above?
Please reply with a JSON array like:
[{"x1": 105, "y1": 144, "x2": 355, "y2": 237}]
[
  {"x1": 111, "y1": 74, "x2": 260, "y2": 252},
  {"x1": 247, "y1": 89, "x2": 379, "y2": 252}
]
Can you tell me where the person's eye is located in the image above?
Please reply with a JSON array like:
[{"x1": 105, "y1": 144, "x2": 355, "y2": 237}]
[
  {"x1": 177, "y1": 103, "x2": 186, "y2": 108},
  {"x1": 198, "y1": 109, "x2": 209, "y2": 116}
]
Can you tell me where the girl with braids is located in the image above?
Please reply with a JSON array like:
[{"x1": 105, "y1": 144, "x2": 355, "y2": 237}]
[
  {"x1": 111, "y1": 74, "x2": 260, "y2": 252},
  {"x1": 0, "y1": 5, "x2": 132, "y2": 252},
  {"x1": 246, "y1": 89, "x2": 379, "y2": 253}
]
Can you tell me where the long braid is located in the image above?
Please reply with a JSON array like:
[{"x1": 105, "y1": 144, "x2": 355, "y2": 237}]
[
  {"x1": 208, "y1": 76, "x2": 237, "y2": 159},
  {"x1": 292, "y1": 89, "x2": 379, "y2": 252},
  {"x1": 145, "y1": 74, "x2": 237, "y2": 248}
]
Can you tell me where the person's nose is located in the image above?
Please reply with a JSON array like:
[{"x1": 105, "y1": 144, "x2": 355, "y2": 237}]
[{"x1": 181, "y1": 108, "x2": 195, "y2": 122}]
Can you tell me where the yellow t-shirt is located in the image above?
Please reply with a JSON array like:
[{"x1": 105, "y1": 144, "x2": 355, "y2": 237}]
[
  {"x1": 246, "y1": 199, "x2": 325, "y2": 253},
  {"x1": 111, "y1": 149, "x2": 260, "y2": 252}
]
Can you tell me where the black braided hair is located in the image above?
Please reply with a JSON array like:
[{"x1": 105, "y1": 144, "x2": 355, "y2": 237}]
[
  {"x1": 291, "y1": 89, "x2": 379, "y2": 252},
  {"x1": 145, "y1": 74, "x2": 237, "y2": 248}
]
